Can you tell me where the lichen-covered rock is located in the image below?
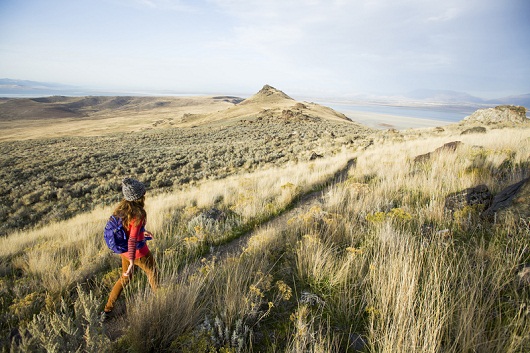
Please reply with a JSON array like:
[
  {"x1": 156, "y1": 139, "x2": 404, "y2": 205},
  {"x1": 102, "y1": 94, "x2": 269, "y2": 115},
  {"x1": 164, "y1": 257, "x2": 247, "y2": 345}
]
[
  {"x1": 482, "y1": 177, "x2": 530, "y2": 222},
  {"x1": 444, "y1": 184, "x2": 493, "y2": 214},
  {"x1": 463, "y1": 105, "x2": 528, "y2": 124},
  {"x1": 300, "y1": 291, "x2": 325, "y2": 307}
]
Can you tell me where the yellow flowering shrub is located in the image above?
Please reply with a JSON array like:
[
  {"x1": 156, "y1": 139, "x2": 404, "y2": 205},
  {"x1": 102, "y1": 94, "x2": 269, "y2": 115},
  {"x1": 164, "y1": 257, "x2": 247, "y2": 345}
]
[
  {"x1": 366, "y1": 208, "x2": 413, "y2": 224},
  {"x1": 276, "y1": 280, "x2": 293, "y2": 301}
]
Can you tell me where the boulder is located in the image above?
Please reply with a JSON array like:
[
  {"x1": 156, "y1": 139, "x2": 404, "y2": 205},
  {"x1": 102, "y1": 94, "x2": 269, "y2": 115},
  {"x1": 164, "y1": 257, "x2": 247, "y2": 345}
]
[
  {"x1": 482, "y1": 177, "x2": 530, "y2": 222},
  {"x1": 444, "y1": 184, "x2": 493, "y2": 215},
  {"x1": 436, "y1": 141, "x2": 462, "y2": 153},
  {"x1": 414, "y1": 141, "x2": 463, "y2": 163}
]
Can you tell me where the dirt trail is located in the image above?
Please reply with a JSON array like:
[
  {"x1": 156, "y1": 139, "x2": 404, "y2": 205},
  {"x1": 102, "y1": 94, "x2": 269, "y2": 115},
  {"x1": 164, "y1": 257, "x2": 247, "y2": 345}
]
[{"x1": 204, "y1": 157, "x2": 357, "y2": 263}]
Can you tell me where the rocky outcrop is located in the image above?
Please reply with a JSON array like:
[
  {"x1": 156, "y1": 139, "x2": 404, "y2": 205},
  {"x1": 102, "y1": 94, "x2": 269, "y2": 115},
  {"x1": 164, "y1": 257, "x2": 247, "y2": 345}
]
[
  {"x1": 281, "y1": 109, "x2": 318, "y2": 122},
  {"x1": 208, "y1": 85, "x2": 359, "y2": 125},
  {"x1": 414, "y1": 141, "x2": 462, "y2": 163},
  {"x1": 482, "y1": 177, "x2": 530, "y2": 222},
  {"x1": 462, "y1": 105, "x2": 528, "y2": 124}
]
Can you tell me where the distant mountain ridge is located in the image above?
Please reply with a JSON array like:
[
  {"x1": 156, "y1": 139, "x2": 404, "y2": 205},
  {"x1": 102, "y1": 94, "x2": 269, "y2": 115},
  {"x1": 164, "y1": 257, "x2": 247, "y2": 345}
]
[
  {"x1": 404, "y1": 89, "x2": 530, "y2": 107},
  {"x1": 0, "y1": 78, "x2": 76, "y2": 90},
  {"x1": 489, "y1": 93, "x2": 530, "y2": 107},
  {"x1": 1, "y1": 78, "x2": 529, "y2": 107},
  {"x1": 405, "y1": 89, "x2": 485, "y2": 103}
]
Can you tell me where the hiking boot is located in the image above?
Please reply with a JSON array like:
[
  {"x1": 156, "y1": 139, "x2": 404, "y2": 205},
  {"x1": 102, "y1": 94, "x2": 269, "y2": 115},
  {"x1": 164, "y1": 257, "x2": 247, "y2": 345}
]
[{"x1": 100, "y1": 310, "x2": 113, "y2": 322}]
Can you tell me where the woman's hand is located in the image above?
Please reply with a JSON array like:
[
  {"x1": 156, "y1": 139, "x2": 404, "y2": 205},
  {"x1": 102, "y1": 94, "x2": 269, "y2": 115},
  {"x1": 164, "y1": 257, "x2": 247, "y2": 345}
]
[
  {"x1": 124, "y1": 262, "x2": 134, "y2": 277},
  {"x1": 144, "y1": 230, "x2": 153, "y2": 240}
]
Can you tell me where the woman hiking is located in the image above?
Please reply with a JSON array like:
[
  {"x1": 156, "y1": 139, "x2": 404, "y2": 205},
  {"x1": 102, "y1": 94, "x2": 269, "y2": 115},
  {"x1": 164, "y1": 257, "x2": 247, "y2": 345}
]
[{"x1": 102, "y1": 178, "x2": 158, "y2": 321}]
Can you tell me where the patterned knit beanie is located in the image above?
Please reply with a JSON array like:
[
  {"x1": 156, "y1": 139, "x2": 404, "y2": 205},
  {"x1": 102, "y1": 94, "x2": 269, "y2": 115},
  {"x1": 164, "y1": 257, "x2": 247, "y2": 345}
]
[{"x1": 122, "y1": 178, "x2": 146, "y2": 201}]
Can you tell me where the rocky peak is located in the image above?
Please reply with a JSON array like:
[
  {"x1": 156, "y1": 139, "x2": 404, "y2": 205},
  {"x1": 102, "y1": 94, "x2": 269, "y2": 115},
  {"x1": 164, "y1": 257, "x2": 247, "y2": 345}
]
[
  {"x1": 256, "y1": 84, "x2": 293, "y2": 100},
  {"x1": 463, "y1": 105, "x2": 528, "y2": 124},
  {"x1": 240, "y1": 84, "x2": 293, "y2": 105}
]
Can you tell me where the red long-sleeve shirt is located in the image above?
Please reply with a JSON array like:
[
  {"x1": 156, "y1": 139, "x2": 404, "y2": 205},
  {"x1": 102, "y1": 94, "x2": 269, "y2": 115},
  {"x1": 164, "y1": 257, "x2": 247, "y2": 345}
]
[{"x1": 122, "y1": 218, "x2": 149, "y2": 262}]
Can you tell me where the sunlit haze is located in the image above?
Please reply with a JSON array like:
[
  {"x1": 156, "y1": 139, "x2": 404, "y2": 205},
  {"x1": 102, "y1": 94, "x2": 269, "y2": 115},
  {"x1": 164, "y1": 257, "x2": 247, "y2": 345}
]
[{"x1": 1, "y1": 0, "x2": 529, "y2": 98}]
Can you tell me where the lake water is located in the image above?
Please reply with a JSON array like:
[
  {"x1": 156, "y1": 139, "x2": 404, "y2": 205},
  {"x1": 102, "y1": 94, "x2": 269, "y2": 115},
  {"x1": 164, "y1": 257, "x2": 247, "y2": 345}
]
[
  {"x1": 310, "y1": 101, "x2": 485, "y2": 129},
  {"x1": 319, "y1": 102, "x2": 476, "y2": 123}
]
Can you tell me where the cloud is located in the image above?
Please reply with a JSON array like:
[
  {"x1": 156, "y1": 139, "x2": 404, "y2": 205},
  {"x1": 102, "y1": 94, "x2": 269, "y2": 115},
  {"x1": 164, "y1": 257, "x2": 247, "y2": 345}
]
[
  {"x1": 195, "y1": 1, "x2": 471, "y2": 94},
  {"x1": 425, "y1": 7, "x2": 461, "y2": 22},
  {"x1": 127, "y1": 0, "x2": 198, "y2": 11},
  {"x1": 1, "y1": 0, "x2": 527, "y2": 97}
]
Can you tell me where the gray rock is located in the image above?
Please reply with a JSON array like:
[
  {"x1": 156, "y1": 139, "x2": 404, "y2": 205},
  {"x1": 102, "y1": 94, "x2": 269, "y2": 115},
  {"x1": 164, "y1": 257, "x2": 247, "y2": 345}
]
[
  {"x1": 348, "y1": 333, "x2": 367, "y2": 352},
  {"x1": 482, "y1": 177, "x2": 530, "y2": 222},
  {"x1": 414, "y1": 141, "x2": 463, "y2": 163},
  {"x1": 201, "y1": 208, "x2": 227, "y2": 222}
]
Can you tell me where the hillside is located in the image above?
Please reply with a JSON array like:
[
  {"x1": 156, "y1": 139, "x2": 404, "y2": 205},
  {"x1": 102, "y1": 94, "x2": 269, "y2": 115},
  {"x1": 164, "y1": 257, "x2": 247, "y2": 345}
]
[
  {"x1": 0, "y1": 95, "x2": 236, "y2": 141},
  {"x1": 1, "y1": 124, "x2": 529, "y2": 352},
  {"x1": 0, "y1": 85, "x2": 355, "y2": 141},
  {"x1": 179, "y1": 85, "x2": 352, "y2": 127}
]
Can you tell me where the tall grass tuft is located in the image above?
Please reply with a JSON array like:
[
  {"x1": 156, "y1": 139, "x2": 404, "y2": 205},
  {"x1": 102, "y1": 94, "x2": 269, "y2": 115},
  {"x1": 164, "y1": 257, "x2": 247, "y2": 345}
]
[
  {"x1": 126, "y1": 273, "x2": 207, "y2": 353},
  {"x1": 366, "y1": 223, "x2": 449, "y2": 353}
]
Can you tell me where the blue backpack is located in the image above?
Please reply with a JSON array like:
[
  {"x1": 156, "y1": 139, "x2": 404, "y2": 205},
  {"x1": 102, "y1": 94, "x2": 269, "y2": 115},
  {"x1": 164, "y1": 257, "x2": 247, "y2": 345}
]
[{"x1": 103, "y1": 216, "x2": 146, "y2": 254}]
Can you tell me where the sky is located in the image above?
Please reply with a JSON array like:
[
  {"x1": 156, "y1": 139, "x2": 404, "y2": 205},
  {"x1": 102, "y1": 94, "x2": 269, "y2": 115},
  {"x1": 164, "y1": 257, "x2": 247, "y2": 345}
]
[{"x1": 0, "y1": 0, "x2": 529, "y2": 99}]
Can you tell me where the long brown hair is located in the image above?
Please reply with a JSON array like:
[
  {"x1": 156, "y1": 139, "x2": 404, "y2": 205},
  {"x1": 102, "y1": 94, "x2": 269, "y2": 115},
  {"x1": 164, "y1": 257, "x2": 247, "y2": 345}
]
[{"x1": 113, "y1": 196, "x2": 146, "y2": 229}]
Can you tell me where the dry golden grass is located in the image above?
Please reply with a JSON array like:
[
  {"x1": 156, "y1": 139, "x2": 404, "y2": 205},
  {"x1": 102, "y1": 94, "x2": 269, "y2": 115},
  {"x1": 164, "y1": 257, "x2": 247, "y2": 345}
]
[{"x1": 280, "y1": 127, "x2": 530, "y2": 352}]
